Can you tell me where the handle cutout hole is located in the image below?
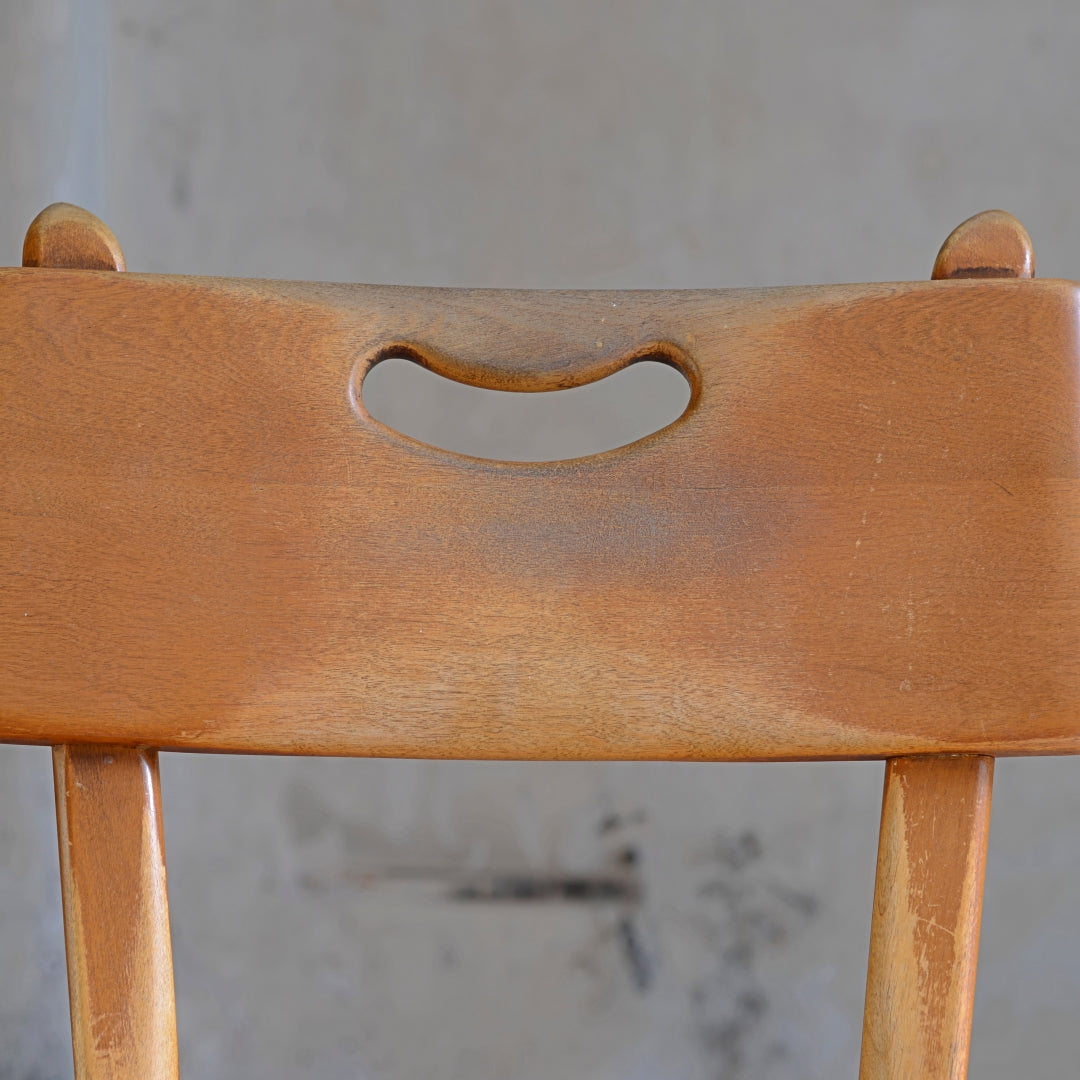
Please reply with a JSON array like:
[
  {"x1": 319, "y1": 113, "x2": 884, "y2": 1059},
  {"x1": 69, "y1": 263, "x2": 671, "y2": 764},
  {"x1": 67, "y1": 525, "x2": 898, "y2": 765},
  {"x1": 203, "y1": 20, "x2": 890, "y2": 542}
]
[{"x1": 361, "y1": 357, "x2": 691, "y2": 461}]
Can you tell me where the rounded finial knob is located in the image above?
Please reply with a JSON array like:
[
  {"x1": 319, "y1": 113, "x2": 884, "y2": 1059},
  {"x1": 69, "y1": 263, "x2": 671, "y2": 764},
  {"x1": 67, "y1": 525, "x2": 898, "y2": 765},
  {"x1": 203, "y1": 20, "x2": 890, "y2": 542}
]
[
  {"x1": 932, "y1": 210, "x2": 1033, "y2": 280},
  {"x1": 23, "y1": 203, "x2": 126, "y2": 271}
]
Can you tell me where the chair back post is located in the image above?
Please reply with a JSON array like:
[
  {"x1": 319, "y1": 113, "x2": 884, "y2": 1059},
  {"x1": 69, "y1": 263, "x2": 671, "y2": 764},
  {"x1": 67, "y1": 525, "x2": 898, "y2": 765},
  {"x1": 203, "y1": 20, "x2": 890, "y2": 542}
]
[
  {"x1": 859, "y1": 755, "x2": 994, "y2": 1080},
  {"x1": 26, "y1": 204, "x2": 180, "y2": 1080},
  {"x1": 859, "y1": 209, "x2": 1034, "y2": 1080}
]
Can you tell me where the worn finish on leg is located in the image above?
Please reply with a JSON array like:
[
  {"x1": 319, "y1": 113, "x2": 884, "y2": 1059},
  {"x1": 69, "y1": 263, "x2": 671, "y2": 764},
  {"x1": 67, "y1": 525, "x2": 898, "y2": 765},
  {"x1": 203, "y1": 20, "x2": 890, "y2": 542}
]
[
  {"x1": 53, "y1": 746, "x2": 179, "y2": 1080},
  {"x1": 859, "y1": 755, "x2": 993, "y2": 1080}
]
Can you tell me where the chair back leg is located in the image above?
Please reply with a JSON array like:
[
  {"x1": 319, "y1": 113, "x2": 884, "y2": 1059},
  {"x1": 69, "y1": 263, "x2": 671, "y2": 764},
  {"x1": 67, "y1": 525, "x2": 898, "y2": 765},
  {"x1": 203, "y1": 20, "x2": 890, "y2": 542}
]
[
  {"x1": 54, "y1": 745, "x2": 179, "y2": 1080},
  {"x1": 859, "y1": 754, "x2": 993, "y2": 1080}
]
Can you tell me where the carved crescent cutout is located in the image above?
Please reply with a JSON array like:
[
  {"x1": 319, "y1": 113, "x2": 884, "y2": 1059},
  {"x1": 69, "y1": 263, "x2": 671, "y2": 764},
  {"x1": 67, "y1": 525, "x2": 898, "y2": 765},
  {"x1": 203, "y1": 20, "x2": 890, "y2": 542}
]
[{"x1": 352, "y1": 341, "x2": 694, "y2": 462}]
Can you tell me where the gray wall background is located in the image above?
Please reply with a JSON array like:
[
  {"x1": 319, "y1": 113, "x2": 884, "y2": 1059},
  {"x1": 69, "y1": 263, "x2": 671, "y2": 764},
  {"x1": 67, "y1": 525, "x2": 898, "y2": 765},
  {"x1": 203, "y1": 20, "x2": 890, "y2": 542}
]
[{"x1": 3, "y1": 2, "x2": 1080, "y2": 1077}]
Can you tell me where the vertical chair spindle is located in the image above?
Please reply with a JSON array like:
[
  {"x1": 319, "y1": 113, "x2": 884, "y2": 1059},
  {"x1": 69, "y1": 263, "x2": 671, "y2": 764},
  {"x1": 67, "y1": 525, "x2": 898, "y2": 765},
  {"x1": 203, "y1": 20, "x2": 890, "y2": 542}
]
[
  {"x1": 25, "y1": 203, "x2": 180, "y2": 1080},
  {"x1": 53, "y1": 747, "x2": 179, "y2": 1080},
  {"x1": 860, "y1": 209, "x2": 1033, "y2": 1080},
  {"x1": 859, "y1": 755, "x2": 993, "y2": 1080}
]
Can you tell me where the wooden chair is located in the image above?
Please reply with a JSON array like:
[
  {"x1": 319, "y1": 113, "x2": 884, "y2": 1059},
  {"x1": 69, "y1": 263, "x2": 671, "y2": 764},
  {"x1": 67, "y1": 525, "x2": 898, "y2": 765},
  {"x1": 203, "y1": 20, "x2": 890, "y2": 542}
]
[{"x1": 2, "y1": 202, "x2": 1075, "y2": 1080}]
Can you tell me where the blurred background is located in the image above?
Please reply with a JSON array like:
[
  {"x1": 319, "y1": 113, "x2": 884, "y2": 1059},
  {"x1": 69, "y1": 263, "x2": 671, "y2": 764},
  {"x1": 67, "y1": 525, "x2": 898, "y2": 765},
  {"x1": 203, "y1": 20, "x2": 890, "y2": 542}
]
[{"x1": 3, "y1": 2, "x2": 1080, "y2": 1077}]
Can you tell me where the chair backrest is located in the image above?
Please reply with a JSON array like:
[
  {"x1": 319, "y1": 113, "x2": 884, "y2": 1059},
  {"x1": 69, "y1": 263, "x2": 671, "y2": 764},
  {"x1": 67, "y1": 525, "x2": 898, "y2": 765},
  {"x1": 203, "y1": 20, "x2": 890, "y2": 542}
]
[{"x1": 2, "y1": 203, "x2": 1075, "y2": 1079}]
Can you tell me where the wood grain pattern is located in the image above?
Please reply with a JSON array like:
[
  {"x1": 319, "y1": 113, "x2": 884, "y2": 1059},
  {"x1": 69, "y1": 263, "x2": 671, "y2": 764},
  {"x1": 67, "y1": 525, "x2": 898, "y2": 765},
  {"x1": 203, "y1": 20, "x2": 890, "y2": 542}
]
[
  {"x1": 859, "y1": 755, "x2": 993, "y2": 1080},
  {"x1": 22, "y1": 202, "x2": 126, "y2": 272},
  {"x1": 53, "y1": 745, "x2": 179, "y2": 1080},
  {"x1": 932, "y1": 210, "x2": 1033, "y2": 280},
  {"x1": 2, "y1": 270, "x2": 1080, "y2": 758}
]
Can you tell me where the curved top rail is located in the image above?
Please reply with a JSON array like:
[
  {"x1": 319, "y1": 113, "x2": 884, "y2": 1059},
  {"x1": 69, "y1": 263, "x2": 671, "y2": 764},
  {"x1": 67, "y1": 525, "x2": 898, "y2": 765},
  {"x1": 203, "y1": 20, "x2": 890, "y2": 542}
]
[{"x1": 2, "y1": 269, "x2": 1079, "y2": 759}]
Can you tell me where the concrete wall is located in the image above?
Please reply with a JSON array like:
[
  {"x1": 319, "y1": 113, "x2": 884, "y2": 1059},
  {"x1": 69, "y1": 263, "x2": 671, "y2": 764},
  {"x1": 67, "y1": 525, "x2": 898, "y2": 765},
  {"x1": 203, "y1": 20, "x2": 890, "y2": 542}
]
[{"x1": 3, "y1": 2, "x2": 1080, "y2": 1077}]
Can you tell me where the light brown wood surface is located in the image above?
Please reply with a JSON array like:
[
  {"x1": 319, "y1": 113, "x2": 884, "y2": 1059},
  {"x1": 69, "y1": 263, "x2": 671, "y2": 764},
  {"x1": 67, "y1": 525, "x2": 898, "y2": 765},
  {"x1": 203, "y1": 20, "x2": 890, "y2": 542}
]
[
  {"x1": 2, "y1": 266, "x2": 1080, "y2": 758},
  {"x1": 859, "y1": 755, "x2": 993, "y2": 1080},
  {"x1": 53, "y1": 745, "x2": 179, "y2": 1080}
]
